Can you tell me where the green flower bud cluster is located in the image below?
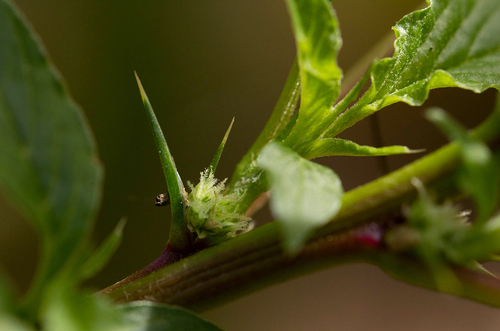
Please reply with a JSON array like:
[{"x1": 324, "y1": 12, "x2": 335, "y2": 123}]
[{"x1": 186, "y1": 169, "x2": 251, "y2": 240}]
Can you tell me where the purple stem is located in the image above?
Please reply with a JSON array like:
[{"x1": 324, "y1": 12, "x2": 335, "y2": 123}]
[{"x1": 97, "y1": 243, "x2": 186, "y2": 295}]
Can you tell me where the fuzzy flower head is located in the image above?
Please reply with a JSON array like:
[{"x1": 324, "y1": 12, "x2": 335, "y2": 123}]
[{"x1": 186, "y1": 169, "x2": 250, "y2": 240}]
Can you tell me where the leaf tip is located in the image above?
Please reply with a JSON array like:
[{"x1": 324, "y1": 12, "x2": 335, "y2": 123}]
[
  {"x1": 224, "y1": 117, "x2": 235, "y2": 143},
  {"x1": 408, "y1": 148, "x2": 426, "y2": 154},
  {"x1": 424, "y1": 107, "x2": 447, "y2": 123},
  {"x1": 115, "y1": 217, "x2": 127, "y2": 235},
  {"x1": 134, "y1": 71, "x2": 148, "y2": 105},
  {"x1": 209, "y1": 117, "x2": 235, "y2": 174}
]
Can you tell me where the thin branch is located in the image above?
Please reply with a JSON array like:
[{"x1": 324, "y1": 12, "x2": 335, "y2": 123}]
[{"x1": 98, "y1": 111, "x2": 500, "y2": 309}]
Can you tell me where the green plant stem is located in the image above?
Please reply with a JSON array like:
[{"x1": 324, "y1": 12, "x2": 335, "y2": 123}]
[
  {"x1": 100, "y1": 221, "x2": 370, "y2": 311},
  {"x1": 100, "y1": 108, "x2": 500, "y2": 309},
  {"x1": 100, "y1": 28, "x2": 500, "y2": 308}
]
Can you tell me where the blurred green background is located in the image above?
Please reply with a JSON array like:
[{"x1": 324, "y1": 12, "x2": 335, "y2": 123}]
[{"x1": 2, "y1": 0, "x2": 500, "y2": 330}]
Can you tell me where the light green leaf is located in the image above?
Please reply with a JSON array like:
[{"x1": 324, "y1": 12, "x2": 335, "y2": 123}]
[
  {"x1": 0, "y1": 0, "x2": 103, "y2": 309},
  {"x1": 328, "y1": 0, "x2": 500, "y2": 137},
  {"x1": 119, "y1": 301, "x2": 223, "y2": 331},
  {"x1": 426, "y1": 107, "x2": 499, "y2": 223},
  {"x1": 303, "y1": 137, "x2": 417, "y2": 159},
  {"x1": 76, "y1": 219, "x2": 126, "y2": 282},
  {"x1": 259, "y1": 142, "x2": 343, "y2": 254},
  {"x1": 135, "y1": 73, "x2": 191, "y2": 252},
  {"x1": 283, "y1": 0, "x2": 343, "y2": 149}
]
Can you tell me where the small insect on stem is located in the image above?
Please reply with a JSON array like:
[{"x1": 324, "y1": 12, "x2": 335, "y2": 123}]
[{"x1": 155, "y1": 192, "x2": 170, "y2": 206}]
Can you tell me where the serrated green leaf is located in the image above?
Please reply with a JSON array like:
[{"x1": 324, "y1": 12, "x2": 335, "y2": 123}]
[
  {"x1": 426, "y1": 107, "x2": 499, "y2": 223},
  {"x1": 259, "y1": 142, "x2": 343, "y2": 254},
  {"x1": 328, "y1": 0, "x2": 500, "y2": 137},
  {"x1": 119, "y1": 301, "x2": 223, "y2": 331},
  {"x1": 76, "y1": 219, "x2": 126, "y2": 282},
  {"x1": 303, "y1": 137, "x2": 418, "y2": 159},
  {"x1": 0, "y1": 0, "x2": 103, "y2": 310},
  {"x1": 135, "y1": 73, "x2": 191, "y2": 252},
  {"x1": 283, "y1": 0, "x2": 343, "y2": 149},
  {"x1": 209, "y1": 118, "x2": 234, "y2": 175}
]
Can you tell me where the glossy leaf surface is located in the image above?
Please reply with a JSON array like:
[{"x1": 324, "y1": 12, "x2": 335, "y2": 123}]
[{"x1": 328, "y1": 0, "x2": 500, "y2": 137}]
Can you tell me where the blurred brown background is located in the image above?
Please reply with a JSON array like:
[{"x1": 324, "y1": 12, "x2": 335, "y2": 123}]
[{"x1": 1, "y1": 0, "x2": 500, "y2": 330}]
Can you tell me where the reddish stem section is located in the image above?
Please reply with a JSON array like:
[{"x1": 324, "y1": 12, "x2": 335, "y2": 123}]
[
  {"x1": 99, "y1": 221, "x2": 387, "y2": 309},
  {"x1": 97, "y1": 243, "x2": 186, "y2": 295}
]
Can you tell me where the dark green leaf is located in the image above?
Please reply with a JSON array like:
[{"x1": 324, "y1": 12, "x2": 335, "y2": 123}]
[
  {"x1": 328, "y1": 0, "x2": 500, "y2": 137},
  {"x1": 135, "y1": 73, "x2": 191, "y2": 252},
  {"x1": 303, "y1": 137, "x2": 417, "y2": 159},
  {"x1": 283, "y1": 0, "x2": 343, "y2": 150},
  {"x1": 0, "y1": 0, "x2": 103, "y2": 308},
  {"x1": 426, "y1": 107, "x2": 499, "y2": 223},
  {"x1": 259, "y1": 142, "x2": 343, "y2": 254},
  {"x1": 119, "y1": 301, "x2": 223, "y2": 331}
]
